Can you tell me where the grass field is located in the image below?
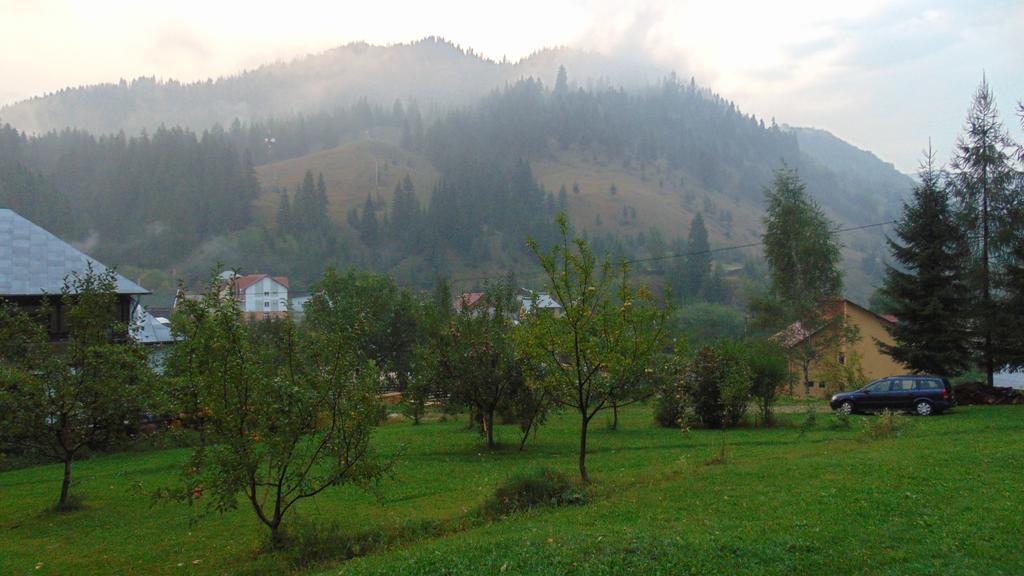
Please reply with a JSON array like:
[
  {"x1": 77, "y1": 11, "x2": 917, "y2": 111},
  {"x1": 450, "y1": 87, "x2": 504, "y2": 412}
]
[{"x1": 1, "y1": 404, "x2": 1022, "y2": 575}]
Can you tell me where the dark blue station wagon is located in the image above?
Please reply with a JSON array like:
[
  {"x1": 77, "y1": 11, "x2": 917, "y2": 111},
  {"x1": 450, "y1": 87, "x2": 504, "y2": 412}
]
[{"x1": 830, "y1": 375, "x2": 956, "y2": 416}]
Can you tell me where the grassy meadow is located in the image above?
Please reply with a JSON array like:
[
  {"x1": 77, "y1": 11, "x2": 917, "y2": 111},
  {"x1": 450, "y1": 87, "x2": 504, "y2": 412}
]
[{"x1": 1, "y1": 404, "x2": 1022, "y2": 575}]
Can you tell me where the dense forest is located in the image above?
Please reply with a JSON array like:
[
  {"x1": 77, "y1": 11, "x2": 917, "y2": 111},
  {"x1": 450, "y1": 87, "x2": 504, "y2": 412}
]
[{"x1": 1, "y1": 53, "x2": 912, "y2": 303}]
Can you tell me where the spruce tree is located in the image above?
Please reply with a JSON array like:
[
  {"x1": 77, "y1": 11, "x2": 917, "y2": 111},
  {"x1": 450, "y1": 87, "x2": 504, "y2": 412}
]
[
  {"x1": 879, "y1": 148, "x2": 972, "y2": 375},
  {"x1": 360, "y1": 194, "x2": 379, "y2": 247},
  {"x1": 682, "y1": 212, "x2": 710, "y2": 300},
  {"x1": 949, "y1": 77, "x2": 1018, "y2": 385},
  {"x1": 276, "y1": 190, "x2": 292, "y2": 234}
]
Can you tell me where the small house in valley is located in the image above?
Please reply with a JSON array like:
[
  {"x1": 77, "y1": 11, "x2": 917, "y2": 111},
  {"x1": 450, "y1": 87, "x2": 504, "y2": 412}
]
[
  {"x1": 775, "y1": 299, "x2": 907, "y2": 398},
  {"x1": 517, "y1": 290, "x2": 563, "y2": 318},
  {"x1": 230, "y1": 273, "x2": 290, "y2": 321}
]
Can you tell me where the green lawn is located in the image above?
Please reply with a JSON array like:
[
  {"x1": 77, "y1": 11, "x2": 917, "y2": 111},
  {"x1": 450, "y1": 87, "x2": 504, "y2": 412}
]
[{"x1": 1, "y1": 405, "x2": 1022, "y2": 575}]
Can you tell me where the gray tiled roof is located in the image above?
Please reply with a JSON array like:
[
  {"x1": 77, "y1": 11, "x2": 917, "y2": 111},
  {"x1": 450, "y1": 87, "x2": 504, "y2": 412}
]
[{"x1": 0, "y1": 209, "x2": 149, "y2": 296}]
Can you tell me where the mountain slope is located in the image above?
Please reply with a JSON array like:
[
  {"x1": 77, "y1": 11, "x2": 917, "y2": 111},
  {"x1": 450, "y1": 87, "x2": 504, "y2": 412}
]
[{"x1": 0, "y1": 39, "x2": 667, "y2": 136}]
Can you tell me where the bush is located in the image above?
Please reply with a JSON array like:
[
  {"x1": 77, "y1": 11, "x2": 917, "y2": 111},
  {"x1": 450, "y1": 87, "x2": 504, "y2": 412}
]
[
  {"x1": 654, "y1": 392, "x2": 685, "y2": 428},
  {"x1": 746, "y1": 340, "x2": 790, "y2": 426},
  {"x1": 685, "y1": 343, "x2": 753, "y2": 429},
  {"x1": 481, "y1": 469, "x2": 588, "y2": 518},
  {"x1": 653, "y1": 342, "x2": 690, "y2": 428},
  {"x1": 686, "y1": 346, "x2": 725, "y2": 428},
  {"x1": 717, "y1": 340, "x2": 753, "y2": 427},
  {"x1": 861, "y1": 409, "x2": 910, "y2": 441},
  {"x1": 798, "y1": 402, "x2": 818, "y2": 437}
]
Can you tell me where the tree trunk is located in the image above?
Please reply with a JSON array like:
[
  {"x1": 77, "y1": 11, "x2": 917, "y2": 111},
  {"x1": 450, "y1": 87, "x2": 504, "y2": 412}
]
[
  {"x1": 485, "y1": 409, "x2": 495, "y2": 449},
  {"x1": 578, "y1": 415, "x2": 590, "y2": 483},
  {"x1": 58, "y1": 456, "x2": 73, "y2": 510},
  {"x1": 611, "y1": 402, "x2": 619, "y2": 431},
  {"x1": 269, "y1": 521, "x2": 285, "y2": 550}
]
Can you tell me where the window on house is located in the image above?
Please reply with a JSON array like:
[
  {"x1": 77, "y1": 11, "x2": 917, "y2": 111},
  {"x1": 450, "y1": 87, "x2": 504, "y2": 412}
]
[
  {"x1": 264, "y1": 302, "x2": 269, "y2": 308},
  {"x1": 264, "y1": 291, "x2": 270, "y2": 297}
]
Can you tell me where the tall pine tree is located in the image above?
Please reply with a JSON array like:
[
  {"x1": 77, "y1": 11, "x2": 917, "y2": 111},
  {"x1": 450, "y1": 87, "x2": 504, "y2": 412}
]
[
  {"x1": 681, "y1": 212, "x2": 711, "y2": 300},
  {"x1": 879, "y1": 148, "x2": 972, "y2": 375},
  {"x1": 949, "y1": 77, "x2": 1019, "y2": 385}
]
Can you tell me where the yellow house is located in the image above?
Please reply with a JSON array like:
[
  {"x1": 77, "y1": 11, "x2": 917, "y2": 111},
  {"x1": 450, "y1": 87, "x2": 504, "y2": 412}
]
[{"x1": 776, "y1": 299, "x2": 907, "y2": 399}]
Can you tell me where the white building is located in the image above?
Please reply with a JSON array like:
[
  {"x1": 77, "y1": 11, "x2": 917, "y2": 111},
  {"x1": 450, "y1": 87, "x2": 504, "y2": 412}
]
[{"x1": 231, "y1": 274, "x2": 290, "y2": 320}]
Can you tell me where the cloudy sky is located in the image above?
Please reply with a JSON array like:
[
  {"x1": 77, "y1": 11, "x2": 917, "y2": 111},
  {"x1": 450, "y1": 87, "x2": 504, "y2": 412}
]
[{"x1": 1, "y1": 0, "x2": 1021, "y2": 172}]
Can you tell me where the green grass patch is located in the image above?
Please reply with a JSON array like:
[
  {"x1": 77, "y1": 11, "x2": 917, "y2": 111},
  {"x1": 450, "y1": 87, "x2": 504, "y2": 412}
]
[{"x1": 1, "y1": 405, "x2": 1022, "y2": 575}]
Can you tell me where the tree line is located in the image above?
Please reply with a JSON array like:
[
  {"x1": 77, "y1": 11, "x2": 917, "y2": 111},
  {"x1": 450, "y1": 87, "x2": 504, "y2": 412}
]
[{"x1": 879, "y1": 79, "x2": 1024, "y2": 384}]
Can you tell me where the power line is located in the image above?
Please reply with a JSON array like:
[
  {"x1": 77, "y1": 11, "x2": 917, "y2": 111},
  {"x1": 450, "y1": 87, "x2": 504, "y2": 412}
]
[{"x1": 443, "y1": 219, "x2": 898, "y2": 287}]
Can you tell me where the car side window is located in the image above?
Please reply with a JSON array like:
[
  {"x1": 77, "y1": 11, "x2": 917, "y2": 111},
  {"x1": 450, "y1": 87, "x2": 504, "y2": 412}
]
[{"x1": 867, "y1": 379, "x2": 890, "y2": 392}]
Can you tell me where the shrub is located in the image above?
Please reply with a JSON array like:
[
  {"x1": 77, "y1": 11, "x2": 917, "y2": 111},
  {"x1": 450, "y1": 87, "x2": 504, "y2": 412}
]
[
  {"x1": 717, "y1": 340, "x2": 754, "y2": 427},
  {"x1": 827, "y1": 411, "x2": 851, "y2": 430},
  {"x1": 798, "y1": 402, "x2": 818, "y2": 437},
  {"x1": 654, "y1": 392, "x2": 685, "y2": 428},
  {"x1": 746, "y1": 340, "x2": 790, "y2": 426},
  {"x1": 685, "y1": 342, "x2": 753, "y2": 429},
  {"x1": 481, "y1": 469, "x2": 588, "y2": 518},
  {"x1": 653, "y1": 342, "x2": 690, "y2": 428},
  {"x1": 861, "y1": 409, "x2": 910, "y2": 441},
  {"x1": 686, "y1": 346, "x2": 725, "y2": 428}
]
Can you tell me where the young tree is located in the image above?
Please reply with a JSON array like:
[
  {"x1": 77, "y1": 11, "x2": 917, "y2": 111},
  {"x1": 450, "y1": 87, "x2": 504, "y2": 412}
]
[
  {"x1": 172, "y1": 276, "x2": 385, "y2": 547},
  {"x1": 754, "y1": 167, "x2": 845, "y2": 389},
  {"x1": 423, "y1": 283, "x2": 526, "y2": 448},
  {"x1": 757, "y1": 167, "x2": 843, "y2": 325},
  {"x1": 879, "y1": 148, "x2": 973, "y2": 375},
  {"x1": 520, "y1": 214, "x2": 669, "y2": 482},
  {"x1": 949, "y1": 78, "x2": 1019, "y2": 385},
  {"x1": 304, "y1": 268, "x2": 420, "y2": 391},
  {"x1": 0, "y1": 266, "x2": 151, "y2": 510}
]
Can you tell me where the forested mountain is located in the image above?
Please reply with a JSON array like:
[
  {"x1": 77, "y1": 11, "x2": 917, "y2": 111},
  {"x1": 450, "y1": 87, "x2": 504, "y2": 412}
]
[
  {"x1": 0, "y1": 38, "x2": 665, "y2": 136},
  {"x1": 0, "y1": 41, "x2": 913, "y2": 302}
]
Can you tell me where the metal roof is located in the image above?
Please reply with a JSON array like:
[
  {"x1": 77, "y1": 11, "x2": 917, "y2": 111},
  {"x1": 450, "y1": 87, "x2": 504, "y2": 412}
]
[
  {"x1": 0, "y1": 209, "x2": 149, "y2": 296},
  {"x1": 134, "y1": 308, "x2": 176, "y2": 344}
]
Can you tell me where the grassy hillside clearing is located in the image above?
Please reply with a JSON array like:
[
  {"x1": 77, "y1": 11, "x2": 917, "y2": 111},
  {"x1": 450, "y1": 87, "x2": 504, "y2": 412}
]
[
  {"x1": 1, "y1": 405, "x2": 1021, "y2": 575},
  {"x1": 254, "y1": 138, "x2": 439, "y2": 234},
  {"x1": 253, "y1": 140, "x2": 888, "y2": 300}
]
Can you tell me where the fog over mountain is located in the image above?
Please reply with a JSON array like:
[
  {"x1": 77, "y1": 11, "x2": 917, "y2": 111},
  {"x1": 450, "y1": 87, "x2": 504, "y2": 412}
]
[
  {"x1": 0, "y1": 39, "x2": 669, "y2": 137},
  {"x1": 0, "y1": 36, "x2": 920, "y2": 303}
]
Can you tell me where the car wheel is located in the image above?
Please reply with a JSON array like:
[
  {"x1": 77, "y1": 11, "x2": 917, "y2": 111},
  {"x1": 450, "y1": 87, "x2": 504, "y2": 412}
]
[
  {"x1": 914, "y1": 400, "x2": 933, "y2": 416},
  {"x1": 837, "y1": 400, "x2": 854, "y2": 415}
]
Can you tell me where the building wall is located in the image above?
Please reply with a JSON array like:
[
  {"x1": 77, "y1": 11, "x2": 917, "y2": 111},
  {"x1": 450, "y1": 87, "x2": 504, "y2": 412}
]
[
  {"x1": 242, "y1": 277, "x2": 288, "y2": 314},
  {"x1": 790, "y1": 302, "x2": 908, "y2": 399},
  {"x1": 845, "y1": 304, "x2": 906, "y2": 382}
]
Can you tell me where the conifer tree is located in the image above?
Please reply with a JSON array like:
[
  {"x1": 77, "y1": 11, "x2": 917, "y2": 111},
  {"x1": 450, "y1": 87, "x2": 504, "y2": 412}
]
[
  {"x1": 360, "y1": 194, "x2": 379, "y2": 247},
  {"x1": 275, "y1": 190, "x2": 292, "y2": 234},
  {"x1": 682, "y1": 212, "x2": 711, "y2": 300},
  {"x1": 879, "y1": 148, "x2": 972, "y2": 375},
  {"x1": 949, "y1": 77, "x2": 1019, "y2": 385}
]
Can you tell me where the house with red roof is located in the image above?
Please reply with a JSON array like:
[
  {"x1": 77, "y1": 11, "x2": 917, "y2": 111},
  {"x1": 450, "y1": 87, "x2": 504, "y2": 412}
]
[
  {"x1": 230, "y1": 273, "x2": 290, "y2": 321},
  {"x1": 453, "y1": 292, "x2": 486, "y2": 313}
]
